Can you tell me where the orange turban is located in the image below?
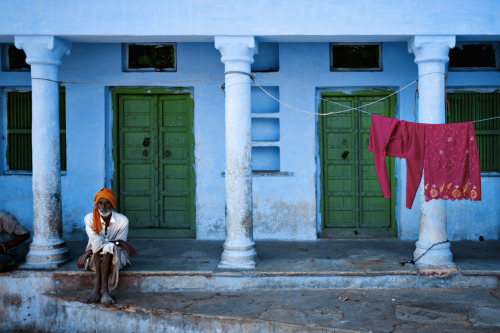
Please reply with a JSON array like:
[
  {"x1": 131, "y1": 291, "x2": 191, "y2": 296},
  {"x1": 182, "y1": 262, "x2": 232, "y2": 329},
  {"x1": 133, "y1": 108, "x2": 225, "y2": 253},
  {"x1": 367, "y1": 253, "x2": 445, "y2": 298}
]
[{"x1": 92, "y1": 188, "x2": 117, "y2": 234}]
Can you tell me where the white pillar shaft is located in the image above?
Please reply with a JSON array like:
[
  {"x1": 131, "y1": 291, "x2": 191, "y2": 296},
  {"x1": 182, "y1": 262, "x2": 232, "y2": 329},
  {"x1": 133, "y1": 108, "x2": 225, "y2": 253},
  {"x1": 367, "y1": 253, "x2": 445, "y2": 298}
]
[
  {"x1": 15, "y1": 36, "x2": 71, "y2": 269},
  {"x1": 215, "y1": 36, "x2": 257, "y2": 269},
  {"x1": 31, "y1": 64, "x2": 62, "y2": 244},
  {"x1": 225, "y1": 72, "x2": 253, "y2": 245},
  {"x1": 408, "y1": 36, "x2": 456, "y2": 269}
]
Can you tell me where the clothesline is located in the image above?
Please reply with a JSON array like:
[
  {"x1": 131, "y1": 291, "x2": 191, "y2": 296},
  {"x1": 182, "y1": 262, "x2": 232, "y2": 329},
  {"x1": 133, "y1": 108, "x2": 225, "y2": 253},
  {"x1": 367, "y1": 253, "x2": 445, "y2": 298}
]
[
  {"x1": 28, "y1": 74, "x2": 500, "y2": 124},
  {"x1": 31, "y1": 77, "x2": 225, "y2": 85},
  {"x1": 253, "y1": 75, "x2": 500, "y2": 123}
]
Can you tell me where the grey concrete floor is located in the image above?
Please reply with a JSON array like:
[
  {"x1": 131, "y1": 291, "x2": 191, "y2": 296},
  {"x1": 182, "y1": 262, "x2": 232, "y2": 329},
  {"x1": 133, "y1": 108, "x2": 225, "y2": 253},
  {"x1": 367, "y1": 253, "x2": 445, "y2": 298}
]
[
  {"x1": 11, "y1": 238, "x2": 500, "y2": 332},
  {"x1": 53, "y1": 287, "x2": 500, "y2": 332},
  {"x1": 54, "y1": 238, "x2": 500, "y2": 276}
]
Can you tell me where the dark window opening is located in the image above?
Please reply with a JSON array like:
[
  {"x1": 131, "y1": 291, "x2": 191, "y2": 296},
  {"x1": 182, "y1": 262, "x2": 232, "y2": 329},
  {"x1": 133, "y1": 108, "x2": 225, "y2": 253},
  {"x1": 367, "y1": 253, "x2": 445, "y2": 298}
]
[
  {"x1": 252, "y1": 43, "x2": 279, "y2": 72},
  {"x1": 2, "y1": 44, "x2": 30, "y2": 71},
  {"x1": 330, "y1": 43, "x2": 381, "y2": 71},
  {"x1": 449, "y1": 43, "x2": 498, "y2": 70},
  {"x1": 5, "y1": 89, "x2": 66, "y2": 172},
  {"x1": 125, "y1": 43, "x2": 176, "y2": 72}
]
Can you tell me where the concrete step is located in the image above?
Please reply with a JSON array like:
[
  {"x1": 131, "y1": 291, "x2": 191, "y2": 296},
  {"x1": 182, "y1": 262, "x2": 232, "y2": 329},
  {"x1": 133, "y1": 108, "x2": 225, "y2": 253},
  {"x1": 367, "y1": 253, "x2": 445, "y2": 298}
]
[
  {"x1": 49, "y1": 269, "x2": 498, "y2": 292},
  {"x1": 6, "y1": 288, "x2": 500, "y2": 333}
]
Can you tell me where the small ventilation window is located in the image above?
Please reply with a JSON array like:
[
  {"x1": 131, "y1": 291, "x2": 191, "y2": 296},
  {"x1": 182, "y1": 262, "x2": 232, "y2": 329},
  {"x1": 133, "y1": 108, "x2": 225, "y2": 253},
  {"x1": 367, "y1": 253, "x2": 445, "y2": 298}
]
[
  {"x1": 449, "y1": 42, "x2": 498, "y2": 71},
  {"x1": 252, "y1": 43, "x2": 279, "y2": 72},
  {"x1": 2, "y1": 44, "x2": 30, "y2": 71},
  {"x1": 330, "y1": 43, "x2": 382, "y2": 71},
  {"x1": 123, "y1": 43, "x2": 176, "y2": 72}
]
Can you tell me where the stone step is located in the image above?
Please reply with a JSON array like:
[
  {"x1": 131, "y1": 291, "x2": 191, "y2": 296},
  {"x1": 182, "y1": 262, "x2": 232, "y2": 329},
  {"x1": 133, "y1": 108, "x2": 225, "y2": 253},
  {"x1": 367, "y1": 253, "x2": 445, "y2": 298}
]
[
  {"x1": 6, "y1": 288, "x2": 500, "y2": 333},
  {"x1": 49, "y1": 269, "x2": 499, "y2": 291}
]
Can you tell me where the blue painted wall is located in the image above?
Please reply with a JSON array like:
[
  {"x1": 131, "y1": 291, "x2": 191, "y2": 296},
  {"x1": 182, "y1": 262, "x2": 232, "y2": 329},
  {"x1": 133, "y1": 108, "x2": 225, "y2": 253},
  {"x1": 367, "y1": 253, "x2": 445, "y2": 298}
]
[{"x1": 1, "y1": 40, "x2": 498, "y2": 241}]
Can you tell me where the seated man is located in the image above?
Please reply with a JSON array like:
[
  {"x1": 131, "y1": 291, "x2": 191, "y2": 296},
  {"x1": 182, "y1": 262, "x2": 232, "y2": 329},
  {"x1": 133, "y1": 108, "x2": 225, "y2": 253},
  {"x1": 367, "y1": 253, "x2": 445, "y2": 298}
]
[
  {"x1": 0, "y1": 210, "x2": 30, "y2": 271},
  {"x1": 77, "y1": 188, "x2": 136, "y2": 305}
]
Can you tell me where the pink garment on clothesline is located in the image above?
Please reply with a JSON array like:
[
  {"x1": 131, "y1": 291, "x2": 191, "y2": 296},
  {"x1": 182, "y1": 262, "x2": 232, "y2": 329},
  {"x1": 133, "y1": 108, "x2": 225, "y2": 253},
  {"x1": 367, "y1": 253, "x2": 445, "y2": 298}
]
[
  {"x1": 424, "y1": 122, "x2": 481, "y2": 202},
  {"x1": 368, "y1": 114, "x2": 481, "y2": 209}
]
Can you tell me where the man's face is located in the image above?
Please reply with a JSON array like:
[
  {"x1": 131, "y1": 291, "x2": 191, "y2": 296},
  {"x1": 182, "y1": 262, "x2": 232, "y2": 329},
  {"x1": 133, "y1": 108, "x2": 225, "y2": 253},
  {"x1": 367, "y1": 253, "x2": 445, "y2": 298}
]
[{"x1": 97, "y1": 198, "x2": 113, "y2": 217}]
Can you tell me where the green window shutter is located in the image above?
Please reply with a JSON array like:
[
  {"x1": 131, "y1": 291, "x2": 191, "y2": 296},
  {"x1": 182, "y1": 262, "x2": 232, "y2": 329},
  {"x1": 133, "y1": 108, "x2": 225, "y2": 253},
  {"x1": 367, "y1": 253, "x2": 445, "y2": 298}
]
[
  {"x1": 6, "y1": 91, "x2": 32, "y2": 171},
  {"x1": 6, "y1": 89, "x2": 67, "y2": 172},
  {"x1": 446, "y1": 92, "x2": 500, "y2": 172}
]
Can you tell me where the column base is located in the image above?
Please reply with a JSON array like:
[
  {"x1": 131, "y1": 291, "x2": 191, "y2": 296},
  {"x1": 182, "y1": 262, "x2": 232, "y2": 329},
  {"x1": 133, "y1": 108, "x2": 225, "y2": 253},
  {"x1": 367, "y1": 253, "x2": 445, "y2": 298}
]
[
  {"x1": 19, "y1": 241, "x2": 71, "y2": 270},
  {"x1": 218, "y1": 242, "x2": 257, "y2": 270},
  {"x1": 413, "y1": 240, "x2": 456, "y2": 269}
]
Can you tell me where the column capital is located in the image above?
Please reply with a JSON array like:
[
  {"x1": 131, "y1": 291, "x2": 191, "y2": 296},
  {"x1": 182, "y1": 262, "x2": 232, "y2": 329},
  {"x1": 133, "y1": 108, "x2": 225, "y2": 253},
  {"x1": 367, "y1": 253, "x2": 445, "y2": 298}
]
[
  {"x1": 14, "y1": 35, "x2": 71, "y2": 66},
  {"x1": 408, "y1": 35, "x2": 456, "y2": 64},
  {"x1": 215, "y1": 36, "x2": 257, "y2": 66}
]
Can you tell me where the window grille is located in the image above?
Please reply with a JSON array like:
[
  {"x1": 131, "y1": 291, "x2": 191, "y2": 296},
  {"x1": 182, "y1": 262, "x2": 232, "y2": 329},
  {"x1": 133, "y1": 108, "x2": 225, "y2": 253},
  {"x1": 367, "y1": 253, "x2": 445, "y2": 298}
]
[
  {"x1": 5, "y1": 89, "x2": 66, "y2": 172},
  {"x1": 446, "y1": 92, "x2": 500, "y2": 172}
]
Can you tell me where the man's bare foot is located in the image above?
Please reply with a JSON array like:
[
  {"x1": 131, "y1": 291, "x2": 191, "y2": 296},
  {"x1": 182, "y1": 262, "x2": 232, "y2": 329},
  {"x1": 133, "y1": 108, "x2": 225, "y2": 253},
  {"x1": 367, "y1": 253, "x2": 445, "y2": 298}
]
[
  {"x1": 86, "y1": 290, "x2": 101, "y2": 304},
  {"x1": 100, "y1": 293, "x2": 115, "y2": 305}
]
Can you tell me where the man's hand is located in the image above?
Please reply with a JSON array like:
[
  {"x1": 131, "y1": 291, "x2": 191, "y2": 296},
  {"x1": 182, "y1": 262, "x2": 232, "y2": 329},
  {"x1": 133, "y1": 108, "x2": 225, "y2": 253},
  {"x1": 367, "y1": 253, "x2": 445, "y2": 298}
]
[
  {"x1": 77, "y1": 250, "x2": 92, "y2": 269},
  {"x1": 117, "y1": 240, "x2": 136, "y2": 257}
]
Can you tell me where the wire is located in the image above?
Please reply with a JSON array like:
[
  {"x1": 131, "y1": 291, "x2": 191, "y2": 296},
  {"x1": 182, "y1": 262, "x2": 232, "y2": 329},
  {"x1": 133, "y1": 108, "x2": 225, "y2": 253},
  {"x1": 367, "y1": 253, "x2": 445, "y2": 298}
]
[
  {"x1": 473, "y1": 116, "x2": 500, "y2": 123},
  {"x1": 254, "y1": 78, "x2": 418, "y2": 117},
  {"x1": 24, "y1": 72, "x2": 500, "y2": 123},
  {"x1": 254, "y1": 71, "x2": 450, "y2": 117},
  {"x1": 31, "y1": 77, "x2": 225, "y2": 85},
  {"x1": 316, "y1": 98, "x2": 371, "y2": 115},
  {"x1": 253, "y1": 80, "x2": 313, "y2": 120}
]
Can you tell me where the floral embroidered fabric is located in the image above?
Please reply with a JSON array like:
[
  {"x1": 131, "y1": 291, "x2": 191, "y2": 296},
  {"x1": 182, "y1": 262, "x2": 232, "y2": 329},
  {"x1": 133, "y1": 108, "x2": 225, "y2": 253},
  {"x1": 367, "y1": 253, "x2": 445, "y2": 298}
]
[{"x1": 424, "y1": 122, "x2": 481, "y2": 202}]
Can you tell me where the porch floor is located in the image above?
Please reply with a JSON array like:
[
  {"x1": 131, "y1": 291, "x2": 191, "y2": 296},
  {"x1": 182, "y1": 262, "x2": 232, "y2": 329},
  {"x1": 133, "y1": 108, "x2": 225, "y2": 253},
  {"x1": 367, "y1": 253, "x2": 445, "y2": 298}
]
[
  {"x1": 51, "y1": 237, "x2": 500, "y2": 278},
  {"x1": 5, "y1": 238, "x2": 500, "y2": 332}
]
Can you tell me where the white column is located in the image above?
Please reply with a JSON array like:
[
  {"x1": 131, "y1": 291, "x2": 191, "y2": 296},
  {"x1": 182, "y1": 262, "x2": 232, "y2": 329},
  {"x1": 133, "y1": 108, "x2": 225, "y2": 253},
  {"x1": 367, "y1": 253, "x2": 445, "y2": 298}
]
[
  {"x1": 215, "y1": 36, "x2": 257, "y2": 269},
  {"x1": 408, "y1": 36, "x2": 456, "y2": 272},
  {"x1": 15, "y1": 36, "x2": 71, "y2": 269}
]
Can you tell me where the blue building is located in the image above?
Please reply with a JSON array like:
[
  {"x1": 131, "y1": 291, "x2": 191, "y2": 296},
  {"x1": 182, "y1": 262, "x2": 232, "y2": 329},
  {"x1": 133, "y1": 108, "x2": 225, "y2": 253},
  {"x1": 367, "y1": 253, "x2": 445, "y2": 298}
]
[{"x1": 0, "y1": 1, "x2": 499, "y2": 270}]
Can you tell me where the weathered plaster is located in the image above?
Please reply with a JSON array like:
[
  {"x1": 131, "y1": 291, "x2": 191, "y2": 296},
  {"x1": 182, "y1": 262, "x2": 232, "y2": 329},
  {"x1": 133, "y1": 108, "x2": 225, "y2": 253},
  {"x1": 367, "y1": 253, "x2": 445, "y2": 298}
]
[{"x1": 0, "y1": 40, "x2": 498, "y2": 243}]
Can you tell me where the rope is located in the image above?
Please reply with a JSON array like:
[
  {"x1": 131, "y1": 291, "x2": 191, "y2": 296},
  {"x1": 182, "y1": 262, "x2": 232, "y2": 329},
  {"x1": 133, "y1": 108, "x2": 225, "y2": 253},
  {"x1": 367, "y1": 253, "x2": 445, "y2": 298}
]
[
  {"x1": 224, "y1": 71, "x2": 255, "y2": 81},
  {"x1": 253, "y1": 80, "x2": 313, "y2": 120},
  {"x1": 473, "y1": 116, "x2": 500, "y2": 123},
  {"x1": 22, "y1": 72, "x2": 500, "y2": 124},
  {"x1": 31, "y1": 77, "x2": 225, "y2": 85},
  {"x1": 445, "y1": 74, "x2": 450, "y2": 114},
  {"x1": 399, "y1": 240, "x2": 450, "y2": 266},
  {"x1": 255, "y1": 79, "x2": 418, "y2": 117},
  {"x1": 414, "y1": 79, "x2": 419, "y2": 122},
  {"x1": 317, "y1": 98, "x2": 371, "y2": 115}
]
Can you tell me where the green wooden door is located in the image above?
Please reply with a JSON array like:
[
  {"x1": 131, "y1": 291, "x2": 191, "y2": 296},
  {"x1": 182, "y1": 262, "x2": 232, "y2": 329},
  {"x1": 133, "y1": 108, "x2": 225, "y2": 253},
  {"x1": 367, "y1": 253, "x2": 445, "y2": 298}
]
[
  {"x1": 320, "y1": 93, "x2": 396, "y2": 236},
  {"x1": 116, "y1": 92, "x2": 195, "y2": 238}
]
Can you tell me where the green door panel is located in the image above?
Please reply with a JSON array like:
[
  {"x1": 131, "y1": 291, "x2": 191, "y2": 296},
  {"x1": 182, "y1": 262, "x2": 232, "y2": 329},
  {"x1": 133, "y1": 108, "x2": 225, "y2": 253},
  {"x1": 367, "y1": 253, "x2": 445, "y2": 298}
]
[
  {"x1": 115, "y1": 91, "x2": 195, "y2": 238},
  {"x1": 159, "y1": 95, "x2": 195, "y2": 231},
  {"x1": 320, "y1": 93, "x2": 396, "y2": 236},
  {"x1": 357, "y1": 97, "x2": 393, "y2": 230},
  {"x1": 119, "y1": 96, "x2": 156, "y2": 229},
  {"x1": 322, "y1": 98, "x2": 357, "y2": 229}
]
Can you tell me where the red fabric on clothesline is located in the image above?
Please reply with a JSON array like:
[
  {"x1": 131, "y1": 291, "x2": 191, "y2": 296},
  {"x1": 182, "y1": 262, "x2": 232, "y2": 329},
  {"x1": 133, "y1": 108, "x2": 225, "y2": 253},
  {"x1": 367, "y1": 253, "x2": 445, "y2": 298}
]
[{"x1": 368, "y1": 114, "x2": 481, "y2": 209}]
